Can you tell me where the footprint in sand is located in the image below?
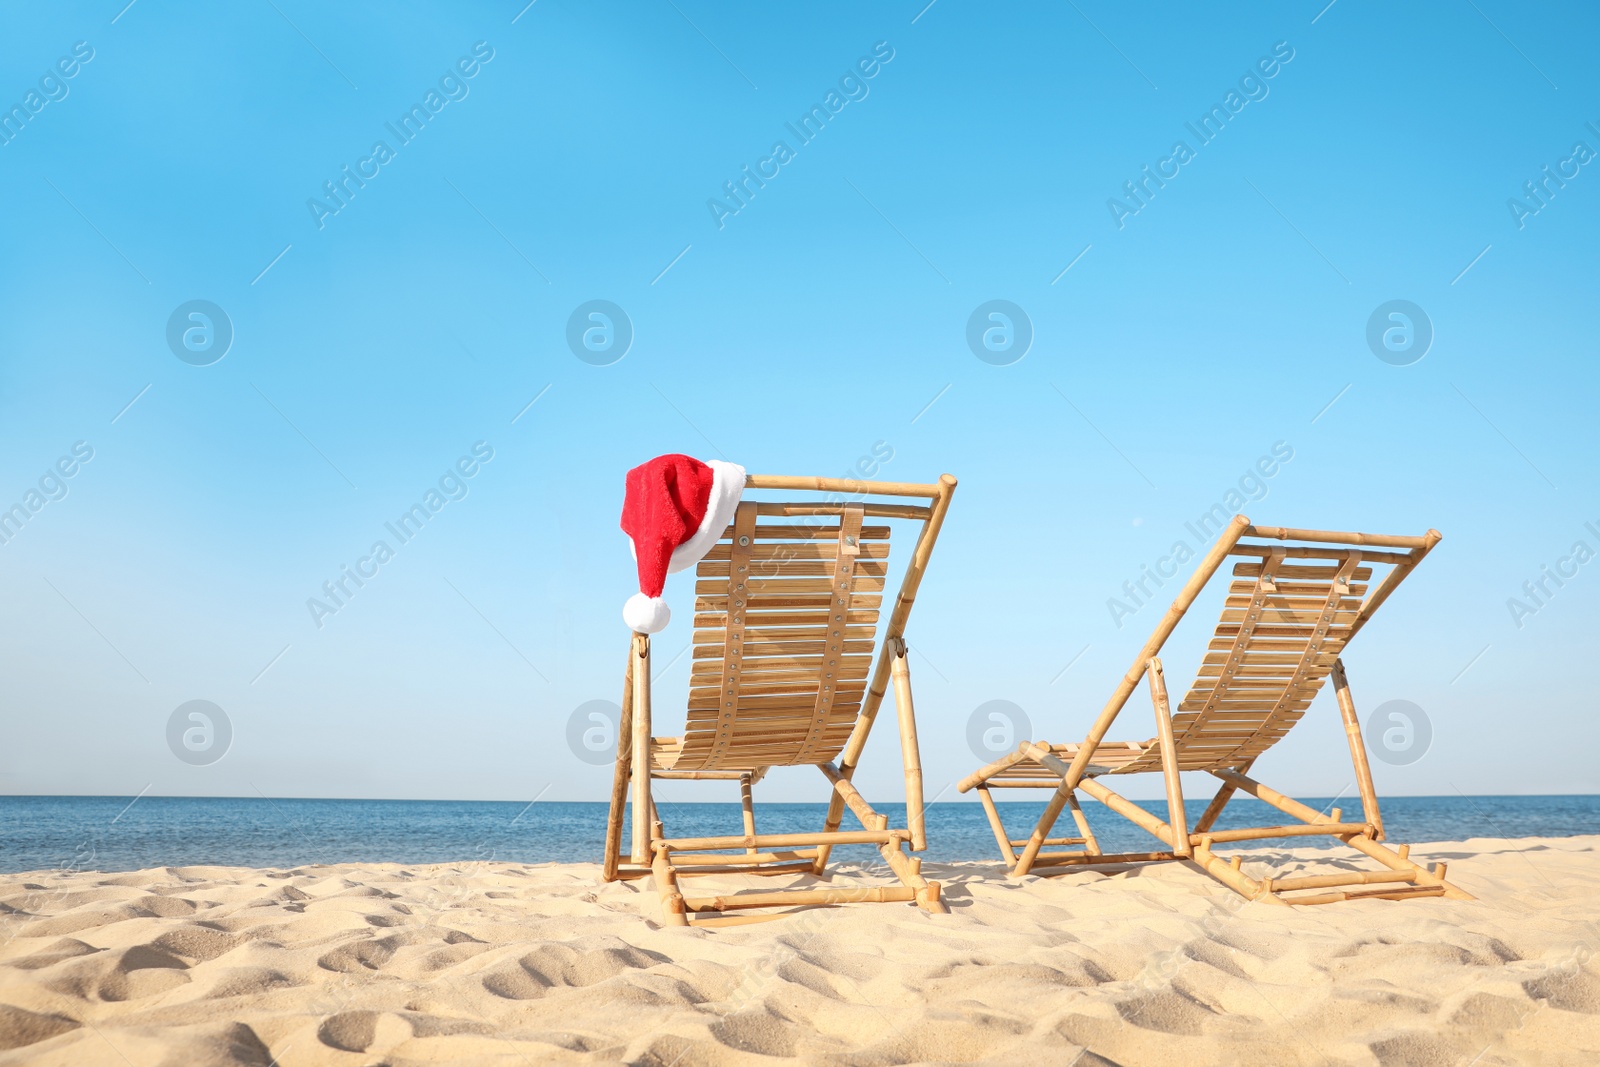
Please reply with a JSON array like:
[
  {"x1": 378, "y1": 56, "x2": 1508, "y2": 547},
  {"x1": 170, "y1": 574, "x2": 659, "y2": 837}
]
[
  {"x1": 316, "y1": 1010, "x2": 411, "y2": 1054},
  {"x1": 317, "y1": 936, "x2": 402, "y2": 973},
  {"x1": 150, "y1": 925, "x2": 242, "y2": 962},
  {"x1": 131, "y1": 894, "x2": 198, "y2": 918},
  {"x1": 1114, "y1": 989, "x2": 1219, "y2": 1036},
  {"x1": 317, "y1": 1010, "x2": 377, "y2": 1052},
  {"x1": 1524, "y1": 969, "x2": 1600, "y2": 1014},
  {"x1": 4, "y1": 937, "x2": 103, "y2": 971},
  {"x1": 709, "y1": 1013, "x2": 798, "y2": 1058},
  {"x1": 481, "y1": 939, "x2": 668, "y2": 1000},
  {"x1": 0, "y1": 1004, "x2": 80, "y2": 1052},
  {"x1": 96, "y1": 945, "x2": 192, "y2": 1002}
]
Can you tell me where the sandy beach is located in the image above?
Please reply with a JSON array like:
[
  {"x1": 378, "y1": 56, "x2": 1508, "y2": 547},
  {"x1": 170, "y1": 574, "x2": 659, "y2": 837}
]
[{"x1": 2, "y1": 836, "x2": 1597, "y2": 1066}]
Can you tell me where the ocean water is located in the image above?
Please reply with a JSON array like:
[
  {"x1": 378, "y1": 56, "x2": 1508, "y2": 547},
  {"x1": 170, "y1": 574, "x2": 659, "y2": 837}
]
[{"x1": 1, "y1": 795, "x2": 1596, "y2": 875}]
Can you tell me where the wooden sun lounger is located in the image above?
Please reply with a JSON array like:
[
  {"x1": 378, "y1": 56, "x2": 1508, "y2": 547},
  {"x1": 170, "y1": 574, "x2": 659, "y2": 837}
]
[
  {"x1": 603, "y1": 474, "x2": 957, "y2": 926},
  {"x1": 959, "y1": 515, "x2": 1473, "y2": 906}
]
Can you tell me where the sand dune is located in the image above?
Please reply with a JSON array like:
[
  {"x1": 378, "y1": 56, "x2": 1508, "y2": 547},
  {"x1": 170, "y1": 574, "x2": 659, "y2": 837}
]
[{"x1": 2, "y1": 837, "x2": 1598, "y2": 1065}]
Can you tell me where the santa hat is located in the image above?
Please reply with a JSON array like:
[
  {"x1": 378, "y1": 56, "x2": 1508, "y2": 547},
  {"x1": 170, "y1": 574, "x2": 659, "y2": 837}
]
[{"x1": 620, "y1": 454, "x2": 746, "y2": 633}]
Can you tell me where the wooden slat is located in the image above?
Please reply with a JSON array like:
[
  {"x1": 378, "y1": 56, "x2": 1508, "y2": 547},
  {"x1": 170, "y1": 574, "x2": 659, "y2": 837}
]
[
  {"x1": 696, "y1": 577, "x2": 886, "y2": 595},
  {"x1": 1228, "y1": 579, "x2": 1368, "y2": 597},
  {"x1": 1230, "y1": 544, "x2": 1411, "y2": 565},
  {"x1": 691, "y1": 655, "x2": 872, "y2": 677},
  {"x1": 694, "y1": 639, "x2": 875, "y2": 659},
  {"x1": 693, "y1": 624, "x2": 877, "y2": 645},
  {"x1": 702, "y1": 541, "x2": 889, "y2": 561},
  {"x1": 698, "y1": 559, "x2": 888, "y2": 579},
  {"x1": 697, "y1": 593, "x2": 882, "y2": 612},
  {"x1": 1201, "y1": 650, "x2": 1337, "y2": 665},
  {"x1": 1211, "y1": 623, "x2": 1353, "y2": 640},
  {"x1": 688, "y1": 692, "x2": 862, "y2": 713},
  {"x1": 1219, "y1": 608, "x2": 1360, "y2": 626},
  {"x1": 704, "y1": 524, "x2": 890, "y2": 543},
  {"x1": 1223, "y1": 593, "x2": 1362, "y2": 609},
  {"x1": 690, "y1": 668, "x2": 869, "y2": 690},
  {"x1": 1234, "y1": 562, "x2": 1373, "y2": 581},
  {"x1": 694, "y1": 609, "x2": 878, "y2": 628}
]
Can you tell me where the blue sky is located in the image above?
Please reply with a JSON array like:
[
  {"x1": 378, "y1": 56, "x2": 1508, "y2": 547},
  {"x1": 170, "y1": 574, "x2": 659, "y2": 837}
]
[{"x1": 2, "y1": 1, "x2": 1596, "y2": 805}]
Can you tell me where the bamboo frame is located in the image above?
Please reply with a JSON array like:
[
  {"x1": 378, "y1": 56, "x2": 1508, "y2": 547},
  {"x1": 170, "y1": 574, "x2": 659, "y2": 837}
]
[
  {"x1": 1332, "y1": 658, "x2": 1384, "y2": 841},
  {"x1": 891, "y1": 639, "x2": 927, "y2": 851},
  {"x1": 1148, "y1": 657, "x2": 1189, "y2": 858},
  {"x1": 602, "y1": 644, "x2": 636, "y2": 882},
  {"x1": 601, "y1": 473, "x2": 957, "y2": 926},
  {"x1": 959, "y1": 519, "x2": 1473, "y2": 906},
  {"x1": 630, "y1": 634, "x2": 651, "y2": 864}
]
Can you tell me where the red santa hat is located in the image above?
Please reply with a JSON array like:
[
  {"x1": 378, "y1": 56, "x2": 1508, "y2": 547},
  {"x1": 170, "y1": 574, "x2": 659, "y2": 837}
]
[{"x1": 619, "y1": 454, "x2": 746, "y2": 633}]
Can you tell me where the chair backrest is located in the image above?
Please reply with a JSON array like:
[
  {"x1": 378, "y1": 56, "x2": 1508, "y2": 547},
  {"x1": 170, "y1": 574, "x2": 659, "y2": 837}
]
[
  {"x1": 1109, "y1": 523, "x2": 1439, "y2": 775},
  {"x1": 665, "y1": 475, "x2": 955, "y2": 772}
]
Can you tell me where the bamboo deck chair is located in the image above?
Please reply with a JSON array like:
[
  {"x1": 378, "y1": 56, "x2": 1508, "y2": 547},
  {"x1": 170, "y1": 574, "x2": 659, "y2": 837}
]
[
  {"x1": 960, "y1": 516, "x2": 1473, "y2": 906},
  {"x1": 603, "y1": 474, "x2": 957, "y2": 927}
]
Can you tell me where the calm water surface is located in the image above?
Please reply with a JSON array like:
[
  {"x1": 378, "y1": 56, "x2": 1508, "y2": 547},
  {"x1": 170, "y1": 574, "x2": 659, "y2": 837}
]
[{"x1": 2, "y1": 795, "x2": 1595, "y2": 874}]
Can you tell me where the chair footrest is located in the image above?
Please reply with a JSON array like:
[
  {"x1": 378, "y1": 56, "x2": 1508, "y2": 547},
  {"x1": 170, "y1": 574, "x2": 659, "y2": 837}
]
[
  {"x1": 660, "y1": 830, "x2": 895, "y2": 852},
  {"x1": 1027, "y1": 850, "x2": 1178, "y2": 867},
  {"x1": 1267, "y1": 869, "x2": 1418, "y2": 892},
  {"x1": 682, "y1": 885, "x2": 919, "y2": 911},
  {"x1": 1282, "y1": 884, "x2": 1447, "y2": 905},
  {"x1": 675, "y1": 861, "x2": 817, "y2": 879},
  {"x1": 669, "y1": 849, "x2": 819, "y2": 866}
]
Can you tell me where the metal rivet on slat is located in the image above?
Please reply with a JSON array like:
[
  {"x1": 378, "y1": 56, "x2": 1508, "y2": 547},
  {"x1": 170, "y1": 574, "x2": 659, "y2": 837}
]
[{"x1": 738, "y1": 535, "x2": 750, "y2": 546}]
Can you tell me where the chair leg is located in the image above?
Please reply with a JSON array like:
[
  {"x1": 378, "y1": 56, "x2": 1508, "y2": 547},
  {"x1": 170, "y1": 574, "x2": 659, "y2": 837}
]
[
  {"x1": 602, "y1": 645, "x2": 637, "y2": 881},
  {"x1": 1014, "y1": 776, "x2": 1075, "y2": 876},
  {"x1": 1064, "y1": 789, "x2": 1101, "y2": 856},
  {"x1": 890, "y1": 641, "x2": 927, "y2": 851},
  {"x1": 739, "y1": 774, "x2": 758, "y2": 854},
  {"x1": 650, "y1": 822, "x2": 689, "y2": 926},
  {"x1": 976, "y1": 785, "x2": 1018, "y2": 868},
  {"x1": 878, "y1": 837, "x2": 947, "y2": 913},
  {"x1": 1147, "y1": 658, "x2": 1190, "y2": 858},
  {"x1": 630, "y1": 634, "x2": 652, "y2": 864},
  {"x1": 1332, "y1": 659, "x2": 1386, "y2": 841},
  {"x1": 603, "y1": 761, "x2": 629, "y2": 882},
  {"x1": 1192, "y1": 758, "x2": 1254, "y2": 834}
]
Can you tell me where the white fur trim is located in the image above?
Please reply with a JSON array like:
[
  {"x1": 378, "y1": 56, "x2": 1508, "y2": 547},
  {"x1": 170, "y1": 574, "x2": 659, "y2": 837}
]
[
  {"x1": 623, "y1": 593, "x2": 671, "y2": 634},
  {"x1": 667, "y1": 460, "x2": 746, "y2": 573}
]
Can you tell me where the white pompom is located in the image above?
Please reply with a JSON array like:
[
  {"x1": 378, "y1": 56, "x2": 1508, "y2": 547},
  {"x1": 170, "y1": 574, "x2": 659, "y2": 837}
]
[{"x1": 623, "y1": 593, "x2": 671, "y2": 633}]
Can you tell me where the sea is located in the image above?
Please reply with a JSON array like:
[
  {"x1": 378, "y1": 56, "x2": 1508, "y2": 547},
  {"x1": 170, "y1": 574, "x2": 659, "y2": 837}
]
[{"x1": 2, "y1": 795, "x2": 1596, "y2": 874}]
